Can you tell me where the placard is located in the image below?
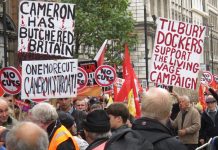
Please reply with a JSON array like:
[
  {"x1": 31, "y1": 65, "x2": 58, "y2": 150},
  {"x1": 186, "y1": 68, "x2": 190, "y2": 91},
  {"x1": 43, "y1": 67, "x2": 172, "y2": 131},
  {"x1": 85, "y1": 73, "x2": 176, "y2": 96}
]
[
  {"x1": 18, "y1": 1, "x2": 75, "y2": 57},
  {"x1": 0, "y1": 67, "x2": 22, "y2": 95},
  {"x1": 21, "y1": 59, "x2": 78, "y2": 99},
  {"x1": 79, "y1": 60, "x2": 97, "y2": 86},
  {"x1": 94, "y1": 65, "x2": 116, "y2": 87},
  {"x1": 77, "y1": 67, "x2": 88, "y2": 90},
  {"x1": 150, "y1": 18, "x2": 206, "y2": 90}
]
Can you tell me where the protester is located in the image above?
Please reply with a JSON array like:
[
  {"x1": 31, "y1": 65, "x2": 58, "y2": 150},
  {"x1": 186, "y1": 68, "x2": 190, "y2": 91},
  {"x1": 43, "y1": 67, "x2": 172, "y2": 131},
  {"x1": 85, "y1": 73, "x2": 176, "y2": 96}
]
[
  {"x1": 132, "y1": 87, "x2": 187, "y2": 149},
  {"x1": 29, "y1": 102, "x2": 79, "y2": 150},
  {"x1": 172, "y1": 95, "x2": 201, "y2": 150},
  {"x1": 58, "y1": 111, "x2": 89, "y2": 150},
  {"x1": 0, "y1": 98, "x2": 17, "y2": 129},
  {"x1": 57, "y1": 97, "x2": 86, "y2": 137},
  {"x1": 106, "y1": 103, "x2": 129, "y2": 134},
  {"x1": 5, "y1": 121, "x2": 49, "y2": 150},
  {"x1": 83, "y1": 109, "x2": 111, "y2": 150},
  {"x1": 3, "y1": 94, "x2": 13, "y2": 109},
  {"x1": 74, "y1": 98, "x2": 88, "y2": 112},
  {"x1": 88, "y1": 97, "x2": 102, "y2": 111},
  {"x1": 199, "y1": 95, "x2": 218, "y2": 148}
]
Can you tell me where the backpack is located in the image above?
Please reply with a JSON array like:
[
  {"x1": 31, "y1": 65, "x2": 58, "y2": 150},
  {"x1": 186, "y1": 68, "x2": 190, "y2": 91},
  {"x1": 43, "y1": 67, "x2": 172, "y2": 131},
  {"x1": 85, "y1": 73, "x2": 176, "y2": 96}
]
[{"x1": 104, "y1": 128, "x2": 171, "y2": 150}]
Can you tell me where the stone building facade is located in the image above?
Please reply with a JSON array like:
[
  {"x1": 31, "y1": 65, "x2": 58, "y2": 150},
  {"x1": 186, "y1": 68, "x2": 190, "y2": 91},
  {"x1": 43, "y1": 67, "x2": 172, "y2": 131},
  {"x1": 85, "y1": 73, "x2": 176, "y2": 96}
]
[
  {"x1": 206, "y1": 0, "x2": 218, "y2": 74},
  {"x1": 0, "y1": 0, "x2": 18, "y2": 67}
]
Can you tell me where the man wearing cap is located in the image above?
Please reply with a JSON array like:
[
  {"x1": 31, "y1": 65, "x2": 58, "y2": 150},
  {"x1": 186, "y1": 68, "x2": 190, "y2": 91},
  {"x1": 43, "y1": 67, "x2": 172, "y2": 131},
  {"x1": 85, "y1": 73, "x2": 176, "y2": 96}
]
[
  {"x1": 83, "y1": 109, "x2": 111, "y2": 150},
  {"x1": 199, "y1": 95, "x2": 218, "y2": 147}
]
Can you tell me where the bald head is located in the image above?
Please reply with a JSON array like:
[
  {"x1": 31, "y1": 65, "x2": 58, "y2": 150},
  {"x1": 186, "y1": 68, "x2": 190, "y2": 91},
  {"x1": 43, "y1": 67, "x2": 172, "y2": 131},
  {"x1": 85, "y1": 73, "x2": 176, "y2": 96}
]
[
  {"x1": 0, "y1": 97, "x2": 9, "y2": 105},
  {"x1": 141, "y1": 88, "x2": 172, "y2": 123},
  {"x1": 6, "y1": 121, "x2": 49, "y2": 150}
]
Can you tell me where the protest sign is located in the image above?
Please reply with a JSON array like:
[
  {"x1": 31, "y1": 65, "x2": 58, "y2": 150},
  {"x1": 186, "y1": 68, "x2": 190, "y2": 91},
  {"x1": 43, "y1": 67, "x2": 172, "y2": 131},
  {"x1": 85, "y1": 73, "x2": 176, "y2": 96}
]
[
  {"x1": 77, "y1": 67, "x2": 88, "y2": 90},
  {"x1": 150, "y1": 18, "x2": 206, "y2": 90},
  {"x1": 21, "y1": 59, "x2": 78, "y2": 99},
  {"x1": 114, "y1": 77, "x2": 125, "y2": 93},
  {"x1": 79, "y1": 60, "x2": 97, "y2": 86},
  {"x1": 18, "y1": 1, "x2": 75, "y2": 57},
  {"x1": 214, "y1": 75, "x2": 218, "y2": 84},
  {"x1": 95, "y1": 65, "x2": 116, "y2": 87},
  {"x1": 0, "y1": 67, "x2": 22, "y2": 95},
  {"x1": 201, "y1": 71, "x2": 213, "y2": 85}
]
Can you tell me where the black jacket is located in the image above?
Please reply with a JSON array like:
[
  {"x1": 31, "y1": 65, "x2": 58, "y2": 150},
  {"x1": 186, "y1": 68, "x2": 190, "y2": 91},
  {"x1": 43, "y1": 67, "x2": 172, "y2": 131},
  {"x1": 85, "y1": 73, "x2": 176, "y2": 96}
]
[
  {"x1": 200, "y1": 110, "x2": 218, "y2": 141},
  {"x1": 85, "y1": 137, "x2": 108, "y2": 150},
  {"x1": 47, "y1": 120, "x2": 75, "y2": 150},
  {"x1": 111, "y1": 124, "x2": 129, "y2": 135},
  {"x1": 69, "y1": 107, "x2": 87, "y2": 136},
  {"x1": 132, "y1": 117, "x2": 187, "y2": 150}
]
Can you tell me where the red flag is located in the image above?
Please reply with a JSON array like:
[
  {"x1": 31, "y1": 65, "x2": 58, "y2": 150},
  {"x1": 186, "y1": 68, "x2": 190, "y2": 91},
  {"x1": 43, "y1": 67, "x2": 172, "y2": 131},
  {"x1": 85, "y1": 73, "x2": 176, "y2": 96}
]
[
  {"x1": 122, "y1": 45, "x2": 132, "y2": 79},
  {"x1": 94, "y1": 40, "x2": 108, "y2": 66},
  {"x1": 116, "y1": 44, "x2": 141, "y2": 117},
  {"x1": 210, "y1": 75, "x2": 217, "y2": 89},
  {"x1": 198, "y1": 84, "x2": 207, "y2": 111}
]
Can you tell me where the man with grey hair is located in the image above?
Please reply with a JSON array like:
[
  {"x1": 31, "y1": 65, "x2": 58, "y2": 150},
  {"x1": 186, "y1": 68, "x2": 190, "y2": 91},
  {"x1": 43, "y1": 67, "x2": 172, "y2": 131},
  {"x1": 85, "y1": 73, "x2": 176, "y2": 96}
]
[
  {"x1": 6, "y1": 121, "x2": 49, "y2": 150},
  {"x1": 172, "y1": 95, "x2": 201, "y2": 150},
  {"x1": 132, "y1": 87, "x2": 187, "y2": 150},
  {"x1": 29, "y1": 102, "x2": 79, "y2": 150},
  {"x1": 0, "y1": 97, "x2": 17, "y2": 129}
]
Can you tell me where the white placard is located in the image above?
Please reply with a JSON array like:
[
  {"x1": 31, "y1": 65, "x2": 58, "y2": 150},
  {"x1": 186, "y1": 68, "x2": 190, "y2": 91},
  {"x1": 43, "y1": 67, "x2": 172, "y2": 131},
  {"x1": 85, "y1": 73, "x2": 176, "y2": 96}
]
[
  {"x1": 21, "y1": 59, "x2": 78, "y2": 99},
  {"x1": 150, "y1": 18, "x2": 206, "y2": 90},
  {"x1": 18, "y1": 1, "x2": 75, "y2": 57}
]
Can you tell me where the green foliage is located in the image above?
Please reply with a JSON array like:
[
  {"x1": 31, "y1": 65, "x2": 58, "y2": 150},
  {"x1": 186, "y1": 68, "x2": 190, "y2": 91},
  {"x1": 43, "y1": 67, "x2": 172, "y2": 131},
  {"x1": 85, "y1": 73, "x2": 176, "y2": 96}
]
[{"x1": 63, "y1": 0, "x2": 137, "y2": 65}]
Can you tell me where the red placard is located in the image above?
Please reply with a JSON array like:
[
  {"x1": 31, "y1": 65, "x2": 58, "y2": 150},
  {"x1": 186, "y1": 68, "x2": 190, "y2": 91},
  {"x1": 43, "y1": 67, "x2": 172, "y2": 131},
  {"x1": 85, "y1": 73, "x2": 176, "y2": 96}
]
[{"x1": 94, "y1": 65, "x2": 116, "y2": 87}]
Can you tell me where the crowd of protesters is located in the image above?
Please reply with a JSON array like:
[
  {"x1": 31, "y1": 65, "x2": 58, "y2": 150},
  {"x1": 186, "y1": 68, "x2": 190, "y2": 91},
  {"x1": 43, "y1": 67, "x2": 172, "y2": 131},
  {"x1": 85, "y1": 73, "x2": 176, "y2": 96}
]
[{"x1": 0, "y1": 87, "x2": 217, "y2": 150}]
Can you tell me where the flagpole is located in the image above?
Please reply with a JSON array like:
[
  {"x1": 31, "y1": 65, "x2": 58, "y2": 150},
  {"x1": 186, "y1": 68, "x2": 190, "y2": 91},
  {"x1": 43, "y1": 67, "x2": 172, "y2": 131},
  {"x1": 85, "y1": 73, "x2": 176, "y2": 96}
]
[{"x1": 144, "y1": 0, "x2": 149, "y2": 88}]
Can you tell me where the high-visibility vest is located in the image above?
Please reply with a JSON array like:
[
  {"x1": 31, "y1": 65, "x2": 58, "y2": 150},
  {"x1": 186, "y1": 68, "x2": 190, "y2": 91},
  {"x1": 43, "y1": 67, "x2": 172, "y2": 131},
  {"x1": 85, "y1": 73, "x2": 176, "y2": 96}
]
[
  {"x1": 92, "y1": 141, "x2": 106, "y2": 150},
  {"x1": 49, "y1": 125, "x2": 79, "y2": 150}
]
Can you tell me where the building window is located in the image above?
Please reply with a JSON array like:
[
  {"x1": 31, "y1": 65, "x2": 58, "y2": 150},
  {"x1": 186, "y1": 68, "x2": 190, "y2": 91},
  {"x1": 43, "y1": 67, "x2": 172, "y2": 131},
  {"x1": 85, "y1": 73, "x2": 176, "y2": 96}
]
[
  {"x1": 209, "y1": 0, "x2": 217, "y2": 8},
  {"x1": 209, "y1": 11, "x2": 217, "y2": 30}
]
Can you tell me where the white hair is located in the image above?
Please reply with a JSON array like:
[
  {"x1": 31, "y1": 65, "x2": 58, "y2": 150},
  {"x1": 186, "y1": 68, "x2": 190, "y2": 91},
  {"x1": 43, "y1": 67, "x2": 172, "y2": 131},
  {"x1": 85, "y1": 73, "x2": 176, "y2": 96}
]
[
  {"x1": 30, "y1": 102, "x2": 58, "y2": 124},
  {"x1": 6, "y1": 121, "x2": 49, "y2": 150},
  {"x1": 180, "y1": 95, "x2": 190, "y2": 102}
]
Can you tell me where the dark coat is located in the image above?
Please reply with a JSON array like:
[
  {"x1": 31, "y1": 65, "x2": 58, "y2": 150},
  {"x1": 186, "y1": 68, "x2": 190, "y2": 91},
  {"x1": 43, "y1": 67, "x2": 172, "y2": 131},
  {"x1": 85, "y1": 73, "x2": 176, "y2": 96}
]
[
  {"x1": 132, "y1": 117, "x2": 187, "y2": 150},
  {"x1": 200, "y1": 110, "x2": 218, "y2": 141},
  {"x1": 69, "y1": 107, "x2": 87, "y2": 136},
  {"x1": 85, "y1": 137, "x2": 108, "y2": 150},
  {"x1": 111, "y1": 124, "x2": 129, "y2": 135}
]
